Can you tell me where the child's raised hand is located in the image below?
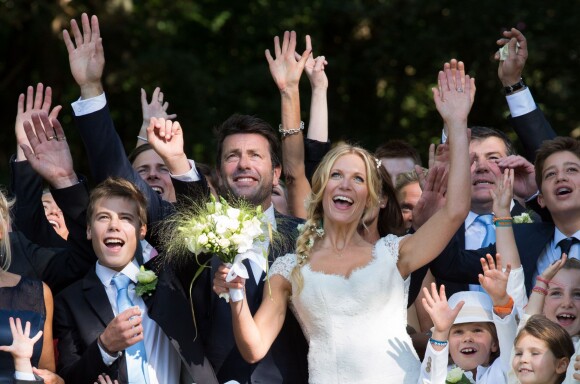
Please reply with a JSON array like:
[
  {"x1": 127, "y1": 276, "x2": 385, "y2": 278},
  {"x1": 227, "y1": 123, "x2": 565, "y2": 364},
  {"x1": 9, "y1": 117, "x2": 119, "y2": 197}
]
[
  {"x1": 490, "y1": 168, "x2": 514, "y2": 218},
  {"x1": 421, "y1": 283, "x2": 464, "y2": 335},
  {"x1": 478, "y1": 253, "x2": 511, "y2": 306},
  {"x1": 539, "y1": 253, "x2": 567, "y2": 282},
  {"x1": 0, "y1": 317, "x2": 43, "y2": 374}
]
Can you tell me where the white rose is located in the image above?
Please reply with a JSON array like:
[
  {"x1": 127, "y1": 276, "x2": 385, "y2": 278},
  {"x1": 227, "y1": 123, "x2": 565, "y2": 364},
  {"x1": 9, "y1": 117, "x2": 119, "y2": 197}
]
[
  {"x1": 227, "y1": 207, "x2": 241, "y2": 220},
  {"x1": 446, "y1": 367, "x2": 464, "y2": 383},
  {"x1": 218, "y1": 238, "x2": 231, "y2": 248},
  {"x1": 198, "y1": 233, "x2": 208, "y2": 246},
  {"x1": 231, "y1": 234, "x2": 253, "y2": 253}
]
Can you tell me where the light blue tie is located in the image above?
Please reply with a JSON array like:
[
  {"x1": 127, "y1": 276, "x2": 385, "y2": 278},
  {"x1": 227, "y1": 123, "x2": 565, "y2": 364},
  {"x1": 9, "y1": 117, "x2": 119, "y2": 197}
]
[
  {"x1": 470, "y1": 214, "x2": 496, "y2": 293},
  {"x1": 112, "y1": 274, "x2": 149, "y2": 384}
]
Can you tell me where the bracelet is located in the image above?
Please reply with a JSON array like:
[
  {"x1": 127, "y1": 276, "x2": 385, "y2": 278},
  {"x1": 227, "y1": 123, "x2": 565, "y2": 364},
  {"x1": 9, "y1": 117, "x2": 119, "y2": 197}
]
[
  {"x1": 504, "y1": 78, "x2": 526, "y2": 95},
  {"x1": 494, "y1": 219, "x2": 513, "y2": 227},
  {"x1": 493, "y1": 295, "x2": 514, "y2": 316},
  {"x1": 279, "y1": 121, "x2": 305, "y2": 138},
  {"x1": 532, "y1": 286, "x2": 548, "y2": 296},
  {"x1": 492, "y1": 216, "x2": 513, "y2": 222},
  {"x1": 137, "y1": 135, "x2": 148, "y2": 142},
  {"x1": 429, "y1": 337, "x2": 448, "y2": 347},
  {"x1": 536, "y1": 276, "x2": 550, "y2": 285}
]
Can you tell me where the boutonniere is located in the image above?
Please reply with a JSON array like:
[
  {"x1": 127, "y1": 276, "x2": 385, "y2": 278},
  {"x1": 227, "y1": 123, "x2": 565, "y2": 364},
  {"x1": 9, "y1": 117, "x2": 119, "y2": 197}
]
[
  {"x1": 136, "y1": 265, "x2": 158, "y2": 297},
  {"x1": 513, "y1": 212, "x2": 533, "y2": 224},
  {"x1": 446, "y1": 367, "x2": 471, "y2": 384}
]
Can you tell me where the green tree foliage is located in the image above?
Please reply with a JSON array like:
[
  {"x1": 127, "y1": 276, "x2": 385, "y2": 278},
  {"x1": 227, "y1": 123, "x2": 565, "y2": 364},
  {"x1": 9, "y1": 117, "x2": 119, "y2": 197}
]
[{"x1": 0, "y1": 0, "x2": 579, "y2": 185}]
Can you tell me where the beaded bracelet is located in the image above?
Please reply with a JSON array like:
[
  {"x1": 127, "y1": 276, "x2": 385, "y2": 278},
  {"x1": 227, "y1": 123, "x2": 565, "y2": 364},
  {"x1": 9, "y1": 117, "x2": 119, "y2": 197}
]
[
  {"x1": 494, "y1": 219, "x2": 513, "y2": 227},
  {"x1": 493, "y1": 296, "x2": 514, "y2": 316},
  {"x1": 279, "y1": 121, "x2": 305, "y2": 138},
  {"x1": 536, "y1": 276, "x2": 550, "y2": 285},
  {"x1": 429, "y1": 337, "x2": 448, "y2": 347},
  {"x1": 532, "y1": 286, "x2": 548, "y2": 296}
]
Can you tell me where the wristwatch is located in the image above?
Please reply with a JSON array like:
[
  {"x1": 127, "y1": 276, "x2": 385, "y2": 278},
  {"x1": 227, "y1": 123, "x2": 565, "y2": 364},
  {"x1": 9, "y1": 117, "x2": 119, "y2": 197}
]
[{"x1": 504, "y1": 78, "x2": 526, "y2": 95}]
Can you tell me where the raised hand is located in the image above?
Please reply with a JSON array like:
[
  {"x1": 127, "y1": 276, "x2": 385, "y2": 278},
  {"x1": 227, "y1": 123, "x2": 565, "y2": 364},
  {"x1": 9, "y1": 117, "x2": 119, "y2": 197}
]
[
  {"x1": 146, "y1": 117, "x2": 189, "y2": 175},
  {"x1": 444, "y1": 59, "x2": 476, "y2": 109},
  {"x1": 495, "y1": 28, "x2": 528, "y2": 87},
  {"x1": 421, "y1": 283, "x2": 463, "y2": 337},
  {"x1": 99, "y1": 307, "x2": 144, "y2": 353},
  {"x1": 432, "y1": 67, "x2": 472, "y2": 125},
  {"x1": 94, "y1": 374, "x2": 119, "y2": 384},
  {"x1": 141, "y1": 87, "x2": 177, "y2": 123},
  {"x1": 478, "y1": 253, "x2": 511, "y2": 306},
  {"x1": 297, "y1": 51, "x2": 328, "y2": 91},
  {"x1": 490, "y1": 168, "x2": 514, "y2": 218},
  {"x1": 0, "y1": 317, "x2": 43, "y2": 373},
  {"x1": 412, "y1": 164, "x2": 447, "y2": 230},
  {"x1": 63, "y1": 13, "x2": 104, "y2": 98},
  {"x1": 15, "y1": 84, "x2": 62, "y2": 161},
  {"x1": 266, "y1": 31, "x2": 311, "y2": 93},
  {"x1": 495, "y1": 155, "x2": 537, "y2": 199},
  {"x1": 21, "y1": 112, "x2": 77, "y2": 189}
]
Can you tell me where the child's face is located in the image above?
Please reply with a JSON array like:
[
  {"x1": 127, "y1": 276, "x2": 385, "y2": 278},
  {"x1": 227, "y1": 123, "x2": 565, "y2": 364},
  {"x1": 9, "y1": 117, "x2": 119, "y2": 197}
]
[
  {"x1": 512, "y1": 334, "x2": 568, "y2": 384},
  {"x1": 448, "y1": 322, "x2": 498, "y2": 372},
  {"x1": 543, "y1": 268, "x2": 580, "y2": 337}
]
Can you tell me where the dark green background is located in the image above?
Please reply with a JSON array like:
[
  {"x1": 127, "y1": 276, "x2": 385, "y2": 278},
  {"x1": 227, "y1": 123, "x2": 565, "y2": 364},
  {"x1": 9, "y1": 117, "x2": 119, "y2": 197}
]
[{"x1": 1, "y1": 0, "x2": 578, "y2": 186}]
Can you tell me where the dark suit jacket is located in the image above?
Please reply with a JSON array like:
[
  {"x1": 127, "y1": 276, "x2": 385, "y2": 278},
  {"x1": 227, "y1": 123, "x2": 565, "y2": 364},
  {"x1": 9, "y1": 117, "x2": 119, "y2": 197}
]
[
  {"x1": 172, "y1": 178, "x2": 309, "y2": 384},
  {"x1": 509, "y1": 106, "x2": 556, "y2": 163},
  {"x1": 408, "y1": 201, "x2": 539, "y2": 305},
  {"x1": 12, "y1": 375, "x2": 43, "y2": 384},
  {"x1": 7, "y1": 180, "x2": 95, "y2": 294},
  {"x1": 9, "y1": 157, "x2": 67, "y2": 248},
  {"x1": 54, "y1": 256, "x2": 218, "y2": 384}
]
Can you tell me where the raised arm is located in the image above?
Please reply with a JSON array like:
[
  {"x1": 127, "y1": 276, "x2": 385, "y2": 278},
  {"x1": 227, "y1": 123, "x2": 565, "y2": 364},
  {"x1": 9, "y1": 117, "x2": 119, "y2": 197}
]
[
  {"x1": 213, "y1": 265, "x2": 291, "y2": 363},
  {"x1": 398, "y1": 68, "x2": 471, "y2": 277},
  {"x1": 266, "y1": 31, "x2": 311, "y2": 217}
]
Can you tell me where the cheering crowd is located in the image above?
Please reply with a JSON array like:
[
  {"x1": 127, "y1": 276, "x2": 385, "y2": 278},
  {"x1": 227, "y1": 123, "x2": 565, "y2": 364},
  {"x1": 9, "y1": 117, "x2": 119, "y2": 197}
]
[{"x1": 0, "y1": 11, "x2": 578, "y2": 384}]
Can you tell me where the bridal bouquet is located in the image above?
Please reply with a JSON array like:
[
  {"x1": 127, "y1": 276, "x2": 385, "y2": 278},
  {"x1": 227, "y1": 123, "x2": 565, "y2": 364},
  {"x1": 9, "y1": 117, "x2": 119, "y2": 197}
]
[{"x1": 177, "y1": 196, "x2": 268, "y2": 302}]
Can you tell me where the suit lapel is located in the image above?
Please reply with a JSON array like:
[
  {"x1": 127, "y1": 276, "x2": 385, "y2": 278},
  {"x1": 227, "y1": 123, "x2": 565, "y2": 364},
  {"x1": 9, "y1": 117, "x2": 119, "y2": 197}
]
[{"x1": 82, "y1": 268, "x2": 115, "y2": 327}]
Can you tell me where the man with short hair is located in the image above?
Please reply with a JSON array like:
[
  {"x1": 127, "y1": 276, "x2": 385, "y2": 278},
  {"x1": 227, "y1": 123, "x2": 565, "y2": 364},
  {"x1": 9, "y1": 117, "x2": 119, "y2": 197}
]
[
  {"x1": 54, "y1": 177, "x2": 217, "y2": 383},
  {"x1": 375, "y1": 139, "x2": 422, "y2": 185}
]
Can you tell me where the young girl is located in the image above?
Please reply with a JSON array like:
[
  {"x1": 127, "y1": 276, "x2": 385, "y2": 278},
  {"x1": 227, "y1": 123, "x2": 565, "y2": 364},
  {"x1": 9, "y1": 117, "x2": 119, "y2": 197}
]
[
  {"x1": 512, "y1": 315, "x2": 574, "y2": 384},
  {"x1": 508, "y1": 256, "x2": 580, "y2": 383},
  {"x1": 419, "y1": 253, "x2": 519, "y2": 383}
]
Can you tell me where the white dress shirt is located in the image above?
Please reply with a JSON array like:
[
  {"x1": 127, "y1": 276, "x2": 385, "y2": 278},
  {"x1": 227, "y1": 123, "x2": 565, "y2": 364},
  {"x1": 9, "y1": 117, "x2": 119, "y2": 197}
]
[{"x1": 535, "y1": 228, "x2": 580, "y2": 279}]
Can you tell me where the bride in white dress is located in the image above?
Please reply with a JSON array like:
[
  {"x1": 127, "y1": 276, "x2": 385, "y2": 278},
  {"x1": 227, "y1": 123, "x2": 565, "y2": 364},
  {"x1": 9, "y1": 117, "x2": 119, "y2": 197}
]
[{"x1": 214, "y1": 68, "x2": 472, "y2": 383}]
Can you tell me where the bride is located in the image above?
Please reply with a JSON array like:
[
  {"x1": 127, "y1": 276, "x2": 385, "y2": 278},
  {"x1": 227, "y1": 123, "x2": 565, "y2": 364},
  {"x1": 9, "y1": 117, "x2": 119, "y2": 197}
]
[{"x1": 214, "y1": 68, "x2": 472, "y2": 383}]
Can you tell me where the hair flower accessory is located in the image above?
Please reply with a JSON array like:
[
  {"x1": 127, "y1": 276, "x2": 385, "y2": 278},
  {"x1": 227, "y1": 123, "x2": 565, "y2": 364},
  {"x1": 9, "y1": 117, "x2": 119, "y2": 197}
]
[
  {"x1": 135, "y1": 265, "x2": 158, "y2": 297},
  {"x1": 513, "y1": 212, "x2": 533, "y2": 224},
  {"x1": 445, "y1": 366, "x2": 471, "y2": 383},
  {"x1": 375, "y1": 157, "x2": 382, "y2": 169}
]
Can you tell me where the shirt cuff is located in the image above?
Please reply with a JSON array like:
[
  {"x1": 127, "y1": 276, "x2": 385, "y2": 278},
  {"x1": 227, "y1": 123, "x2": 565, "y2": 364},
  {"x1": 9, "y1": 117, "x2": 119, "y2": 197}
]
[
  {"x1": 506, "y1": 88, "x2": 536, "y2": 117},
  {"x1": 170, "y1": 159, "x2": 201, "y2": 182},
  {"x1": 14, "y1": 371, "x2": 36, "y2": 380},
  {"x1": 71, "y1": 93, "x2": 107, "y2": 116},
  {"x1": 98, "y1": 342, "x2": 121, "y2": 366}
]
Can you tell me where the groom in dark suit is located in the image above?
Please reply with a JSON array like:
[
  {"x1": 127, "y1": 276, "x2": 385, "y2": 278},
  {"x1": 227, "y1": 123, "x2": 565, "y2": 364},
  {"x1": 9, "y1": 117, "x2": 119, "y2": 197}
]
[
  {"x1": 54, "y1": 178, "x2": 217, "y2": 384},
  {"x1": 153, "y1": 113, "x2": 309, "y2": 384}
]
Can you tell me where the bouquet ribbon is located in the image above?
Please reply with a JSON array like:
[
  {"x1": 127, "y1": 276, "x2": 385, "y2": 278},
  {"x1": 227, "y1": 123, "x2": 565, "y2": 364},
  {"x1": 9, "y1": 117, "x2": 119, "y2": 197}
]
[{"x1": 221, "y1": 246, "x2": 267, "y2": 302}]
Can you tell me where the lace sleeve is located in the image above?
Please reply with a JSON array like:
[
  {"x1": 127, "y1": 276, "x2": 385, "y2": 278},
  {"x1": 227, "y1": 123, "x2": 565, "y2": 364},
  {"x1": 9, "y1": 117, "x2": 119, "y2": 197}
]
[
  {"x1": 269, "y1": 253, "x2": 297, "y2": 282},
  {"x1": 378, "y1": 234, "x2": 407, "y2": 262}
]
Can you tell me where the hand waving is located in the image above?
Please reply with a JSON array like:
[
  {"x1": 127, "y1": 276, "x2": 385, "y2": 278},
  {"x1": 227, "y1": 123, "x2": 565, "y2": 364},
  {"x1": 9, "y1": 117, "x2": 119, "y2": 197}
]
[
  {"x1": 0, "y1": 317, "x2": 43, "y2": 373},
  {"x1": 432, "y1": 67, "x2": 472, "y2": 125},
  {"x1": 490, "y1": 168, "x2": 514, "y2": 218},
  {"x1": 15, "y1": 84, "x2": 62, "y2": 161},
  {"x1": 266, "y1": 31, "x2": 311, "y2": 93},
  {"x1": 63, "y1": 13, "x2": 104, "y2": 97},
  {"x1": 21, "y1": 112, "x2": 77, "y2": 189},
  {"x1": 421, "y1": 283, "x2": 464, "y2": 335},
  {"x1": 478, "y1": 253, "x2": 511, "y2": 306},
  {"x1": 141, "y1": 87, "x2": 177, "y2": 123}
]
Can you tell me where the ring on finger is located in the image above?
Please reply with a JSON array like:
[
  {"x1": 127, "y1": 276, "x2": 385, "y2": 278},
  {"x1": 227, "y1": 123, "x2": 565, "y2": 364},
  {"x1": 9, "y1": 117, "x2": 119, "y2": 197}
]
[
  {"x1": 456, "y1": 87, "x2": 464, "y2": 93},
  {"x1": 57, "y1": 136, "x2": 66, "y2": 141},
  {"x1": 47, "y1": 135, "x2": 57, "y2": 141}
]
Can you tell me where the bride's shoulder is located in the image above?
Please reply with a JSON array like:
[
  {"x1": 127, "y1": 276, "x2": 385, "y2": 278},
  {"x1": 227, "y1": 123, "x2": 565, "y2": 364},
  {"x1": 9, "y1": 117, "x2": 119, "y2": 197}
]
[
  {"x1": 375, "y1": 234, "x2": 409, "y2": 260},
  {"x1": 269, "y1": 253, "x2": 298, "y2": 281}
]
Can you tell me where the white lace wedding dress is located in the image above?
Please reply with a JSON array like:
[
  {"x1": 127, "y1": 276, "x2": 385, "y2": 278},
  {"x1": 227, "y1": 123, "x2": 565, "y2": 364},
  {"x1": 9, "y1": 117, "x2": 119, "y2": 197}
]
[{"x1": 269, "y1": 235, "x2": 420, "y2": 384}]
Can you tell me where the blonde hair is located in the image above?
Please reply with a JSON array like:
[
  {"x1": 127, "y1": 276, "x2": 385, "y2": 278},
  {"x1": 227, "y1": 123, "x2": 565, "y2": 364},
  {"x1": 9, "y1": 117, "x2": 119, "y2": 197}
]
[
  {"x1": 291, "y1": 144, "x2": 381, "y2": 293},
  {"x1": 0, "y1": 190, "x2": 14, "y2": 271}
]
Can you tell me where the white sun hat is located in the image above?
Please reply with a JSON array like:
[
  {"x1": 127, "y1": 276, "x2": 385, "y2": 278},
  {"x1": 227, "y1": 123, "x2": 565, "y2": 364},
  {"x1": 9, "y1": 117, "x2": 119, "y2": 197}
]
[{"x1": 448, "y1": 291, "x2": 494, "y2": 324}]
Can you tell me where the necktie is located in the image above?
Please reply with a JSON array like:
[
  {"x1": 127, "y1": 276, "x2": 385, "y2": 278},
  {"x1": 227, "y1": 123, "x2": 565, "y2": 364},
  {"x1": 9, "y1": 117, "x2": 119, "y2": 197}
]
[
  {"x1": 476, "y1": 214, "x2": 496, "y2": 247},
  {"x1": 557, "y1": 237, "x2": 579, "y2": 258},
  {"x1": 112, "y1": 274, "x2": 149, "y2": 384},
  {"x1": 470, "y1": 215, "x2": 496, "y2": 293}
]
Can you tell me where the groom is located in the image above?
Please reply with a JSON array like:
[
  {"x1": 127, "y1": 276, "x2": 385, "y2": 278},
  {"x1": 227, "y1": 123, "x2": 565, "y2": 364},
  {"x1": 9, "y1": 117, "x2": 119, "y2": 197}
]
[{"x1": 149, "y1": 113, "x2": 309, "y2": 383}]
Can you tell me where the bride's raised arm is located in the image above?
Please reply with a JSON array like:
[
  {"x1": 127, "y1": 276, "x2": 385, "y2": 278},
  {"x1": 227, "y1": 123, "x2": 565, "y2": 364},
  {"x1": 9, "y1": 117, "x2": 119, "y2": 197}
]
[
  {"x1": 213, "y1": 265, "x2": 292, "y2": 363},
  {"x1": 397, "y1": 66, "x2": 472, "y2": 277}
]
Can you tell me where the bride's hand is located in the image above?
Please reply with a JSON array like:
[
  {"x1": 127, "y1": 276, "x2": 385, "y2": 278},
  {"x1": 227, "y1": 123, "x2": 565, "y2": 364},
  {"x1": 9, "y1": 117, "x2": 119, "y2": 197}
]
[{"x1": 213, "y1": 264, "x2": 246, "y2": 296}]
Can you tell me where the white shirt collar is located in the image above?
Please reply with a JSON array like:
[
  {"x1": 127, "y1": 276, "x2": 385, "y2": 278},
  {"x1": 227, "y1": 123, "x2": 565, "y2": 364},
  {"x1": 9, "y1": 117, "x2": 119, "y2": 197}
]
[
  {"x1": 95, "y1": 259, "x2": 140, "y2": 287},
  {"x1": 553, "y1": 227, "x2": 580, "y2": 245},
  {"x1": 264, "y1": 204, "x2": 277, "y2": 231}
]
